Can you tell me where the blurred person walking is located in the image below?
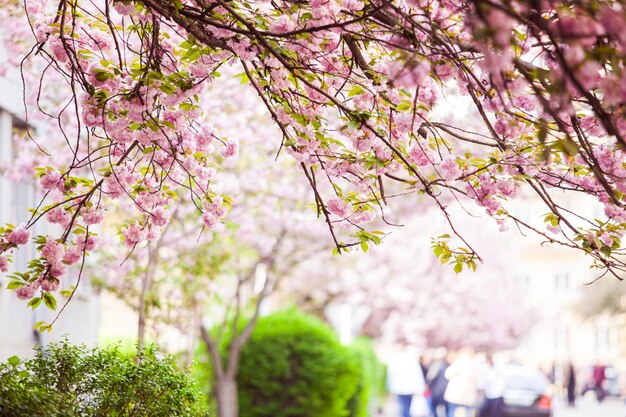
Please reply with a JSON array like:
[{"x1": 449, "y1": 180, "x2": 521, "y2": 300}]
[
  {"x1": 387, "y1": 344, "x2": 427, "y2": 417},
  {"x1": 592, "y1": 364, "x2": 606, "y2": 402},
  {"x1": 477, "y1": 355, "x2": 505, "y2": 417},
  {"x1": 426, "y1": 351, "x2": 450, "y2": 417},
  {"x1": 444, "y1": 348, "x2": 479, "y2": 417},
  {"x1": 564, "y1": 361, "x2": 576, "y2": 407}
]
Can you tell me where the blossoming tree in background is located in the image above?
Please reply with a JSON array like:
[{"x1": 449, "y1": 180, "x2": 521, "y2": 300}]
[
  {"x1": 2, "y1": 0, "x2": 626, "y2": 311},
  {"x1": 285, "y1": 210, "x2": 533, "y2": 351},
  {"x1": 88, "y1": 73, "x2": 335, "y2": 417}
]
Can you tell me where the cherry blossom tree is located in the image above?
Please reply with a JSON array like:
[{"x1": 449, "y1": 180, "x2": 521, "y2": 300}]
[
  {"x1": 87, "y1": 72, "x2": 335, "y2": 417},
  {"x1": 284, "y1": 207, "x2": 534, "y2": 351},
  {"x1": 2, "y1": 0, "x2": 626, "y2": 315}
]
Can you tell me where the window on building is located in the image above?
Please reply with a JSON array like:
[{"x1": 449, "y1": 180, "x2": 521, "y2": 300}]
[
  {"x1": 555, "y1": 273, "x2": 571, "y2": 292},
  {"x1": 595, "y1": 326, "x2": 610, "y2": 352},
  {"x1": 554, "y1": 326, "x2": 569, "y2": 350}
]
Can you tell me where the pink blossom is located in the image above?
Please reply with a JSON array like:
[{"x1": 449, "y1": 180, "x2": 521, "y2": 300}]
[
  {"x1": 579, "y1": 116, "x2": 605, "y2": 137},
  {"x1": 554, "y1": 15, "x2": 600, "y2": 40},
  {"x1": 146, "y1": 226, "x2": 161, "y2": 241},
  {"x1": 63, "y1": 247, "x2": 82, "y2": 265},
  {"x1": 0, "y1": 256, "x2": 8, "y2": 273},
  {"x1": 204, "y1": 197, "x2": 228, "y2": 219},
  {"x1": 546, "y1": 225, "x2": 562, "y2": 235},
  {"x1": 434, "y1": 64, "x2": 453, "y2": 81},
  {"x1": 83, "y1": 208, "x2": 104, "y2": 225},
  {"x1": 513, "y1": 96, "x2": 536, "y2": 112},
  {"x1": 599, "y1": 233, "x2": 614, "y2": 247},
  {"x1": 48, "y1": 36, "x2": 68, "y2": 62},
  {"x1": 494, "y1": 118, "x2": 510, "y2": 137},
  {"x1": 269, "y1": 15, "x2": 294, "y2": 34},
  {"x1": 42, "y1": 238, "x2": 64, "y2": 264},
  {"x1": 408, "y1": 146, "x2": 431, "y2": 166},
  {"x1": 353, "y1": 91, "x2": 375, "y2": 111},
  {"x1": 49, "y1": 263, "x2": 66, "y2": 278},
  {"x1": 352, "y1": 210, "x2": 375, "y2": 225},
  {"x1": 605, "y1": 204, "x2": 626, "y2": 221},
  {"x1": 440, "y1": 156, "x2": 461, "y2": 180},
  {"x1": 46, "y1": 207, "x2": 71, "y2": 227},
  {"x1": 151, "y1": 206, "x2": 170, "y2": 227},
  {"x1": 480, "y1": 197, "x2": 502, "y2": 215},
  {"x1": 7, "y1": 224, "x2": 30, "y2": 246},
  {"x1": 202, "y1": 212, "x2": 218, "y2": 229},
  {"x1": 497, "y1": 180, "x2": 518, "y2": 197},
  {"x1": 40, "y1": 277, "x2": 61, "y2": 292},
  {"x1": 196, "y1": 125, "x2": 213, "y2": 152},
  {"x1": 327, "y1": 198, "x2": 350, "y2": 217},
  {"x1": 418, "y1": 83, "x2": 438, "y2": 108},
  {"x1": 221, "y1": 141, "x2": 239, "y2": 158},
  {"x1": 76, "y1": 234, "x2": 98, "y2": 251},
  {"x1": 576, "y1": 61, "x2": 601, "y2": 91},
  {"x1": 386, "y1": 60, "x2": 431, "y2": 89},
  {"x1": 113, "y1": 2, "x2": 135, "y2": 15},
  {"x1": 40, "y1": 170, "x2": 63, "y2": 191},
  {"x1": 16, "y1": 283, "x2": 37, "y2": 300},
  {"x1": 374, "y1": 145, "x2": 392, "y2": 161}
]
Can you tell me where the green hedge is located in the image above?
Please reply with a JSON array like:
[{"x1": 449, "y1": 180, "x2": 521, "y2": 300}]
[
  {"x1": 346, "y1": 338, "x2": 386, "y2": 417},
  {"x1": 0, "y1": 341, "x2": 209, "y2": 417},
  {"x1": 237, "y1": 310, "x2": 362, "y2": 417}
]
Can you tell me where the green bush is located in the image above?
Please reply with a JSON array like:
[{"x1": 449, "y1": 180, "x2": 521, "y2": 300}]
[
  {"x1": 237, "y1": 310, "x2": 361, "y2": 417},
  {"x1": 191, "y1": 342, "x2": 217, "y2": 412},
  {"x1": 346, "y1": 338, "x2": 386, "y2": 417},
  {"x1": 0, "y1": 341, "x2": 209, "y2": 417}
]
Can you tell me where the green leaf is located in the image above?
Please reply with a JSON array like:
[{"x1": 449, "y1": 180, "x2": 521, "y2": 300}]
[
  {"x1": 396, "y1": 101, "x2": 412, "y2": 112},
  {"x1": 94, "y1": 70, "x2": 112, "y2": 82},
  {"x1": 348, "y1": 85, "x2": 365, "y2": 97},
  {"x1": 27, "y1": 297, "x2": 41, "y2": 310},
  {"x1": 7, "y1": 281, "x2": 24, "y2": 290},
  {"x1": 42, "y1": 293, "x2": 57, "y2": 311},
  {"x1": 7, "y1": 356, "x2": 19, "y2": 367},
  {"x1": 454, "y1": 262, "x2": 463, "y2": 274},
  {"x1": 468, "y1": 260, "x2": 477, "y2": 271},
  {"x1": 360, "y1": 241, "x2": 369, "y2": 253},
  {"x1": 235, "y1": 71, "x2": 250, "y2": 84}
]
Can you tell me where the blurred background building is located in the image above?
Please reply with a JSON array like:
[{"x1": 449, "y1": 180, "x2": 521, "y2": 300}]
[{"x1": 0, "y1": 74, "x2": 99, "y2": 358}]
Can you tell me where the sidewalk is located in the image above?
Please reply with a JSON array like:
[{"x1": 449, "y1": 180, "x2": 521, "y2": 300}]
[
  {"x1": 380, "y1": 395, "x2": 626, "y2": 417},
  {"x1": 552, "y1": 396, "x2": 625, "y2": 417}
]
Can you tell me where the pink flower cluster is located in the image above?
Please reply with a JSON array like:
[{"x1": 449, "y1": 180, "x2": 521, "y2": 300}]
[{"x1": 202, "y1": 197, "x2": 229, "y2": 230}]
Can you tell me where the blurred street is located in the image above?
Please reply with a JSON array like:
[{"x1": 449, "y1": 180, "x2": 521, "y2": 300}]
[
  {"x1": 552, "y1": 396, "x2": 625, "y2": 417},
  {"x1": 381, "y1": 396, "x2": 626, "y2": 417}
]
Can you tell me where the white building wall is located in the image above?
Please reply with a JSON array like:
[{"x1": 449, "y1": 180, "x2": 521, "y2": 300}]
[
  {"x1": 0, "y1": 109, "x2": 36, "y2": 358},
  {"x1": 510, "y1": 236, "x2": 621, "y2": 372},
  {"x1": 0, "y1": 106, "x2": 100, "y2": 359}
]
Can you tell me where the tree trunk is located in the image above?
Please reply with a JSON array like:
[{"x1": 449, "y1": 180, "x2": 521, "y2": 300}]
[
  {"x1": 215, "y1": 376, "x2": 239, "y2": 417},
  {"x1": 138, "y1": 244, "x2": 158, "y2": 351}
]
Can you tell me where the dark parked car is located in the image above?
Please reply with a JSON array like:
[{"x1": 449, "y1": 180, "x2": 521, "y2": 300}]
[{"x1": 501, "y1": 364, "x2": 552, "y2": 417}]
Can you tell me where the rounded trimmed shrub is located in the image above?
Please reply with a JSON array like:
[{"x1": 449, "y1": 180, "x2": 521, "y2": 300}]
[
  {"x1": 0, "y1": 341, "x2": 209, "y2": 417},
  {"x1": 237, "y1": 310, "x2": 361, "y2": 417},
  {"x1": 346, "y1": 338, "x2": 386, "y2": 417}
]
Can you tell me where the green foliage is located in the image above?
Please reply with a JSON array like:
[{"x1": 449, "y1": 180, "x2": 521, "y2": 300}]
[
  {"x1": 346, "y1": 338, "x2": 386, "y2": 417},
  {"x1": 237, "y1": 310, "x2": 361, "y2": 417},
  {"x1": 431, "y1": 234, "x2": 478, "y2": 273},
  {"x1": 191, "y1": 343, "x2": 217, "y2": 412},
  {"x1": 0, "y1": 341, "x2": 209, "y2": 417}
]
